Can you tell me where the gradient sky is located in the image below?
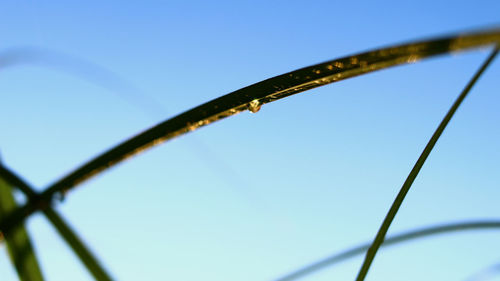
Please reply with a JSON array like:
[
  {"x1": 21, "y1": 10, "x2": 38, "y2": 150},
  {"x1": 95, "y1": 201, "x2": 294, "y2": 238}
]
[{"x1": 1, "y1": 1, "x2": 500, "y2": 280}]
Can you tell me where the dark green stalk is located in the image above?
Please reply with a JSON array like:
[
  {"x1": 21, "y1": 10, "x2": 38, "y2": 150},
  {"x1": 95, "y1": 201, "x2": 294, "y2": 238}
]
[
  {"x1": 0, "y1": 176, "x2": 44, "y2": 281},
  {"x1": 42, "y1": 208, "x2": 113, "y2": 281},
  {"x1": 355, "y1": 47, "x2": 499, "y2": 281},
  {"x1": 275, "y1": 220, "x2": 500, "y2": 281},
  {"x1": 0, "y1": 165, "x2": 113, "y2": 281},
  {"x1": 1, "y1": 28, "x2": 499, "y2": 234}
]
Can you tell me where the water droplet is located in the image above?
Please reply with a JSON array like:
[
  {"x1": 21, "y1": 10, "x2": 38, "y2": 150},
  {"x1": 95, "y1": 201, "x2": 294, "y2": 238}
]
[
  {"x1": 248, "y1": 99, "x2": 261, "y2": 113},
  {"x1": 54, "y1": 191, "x2": 67, "y2": 202}
]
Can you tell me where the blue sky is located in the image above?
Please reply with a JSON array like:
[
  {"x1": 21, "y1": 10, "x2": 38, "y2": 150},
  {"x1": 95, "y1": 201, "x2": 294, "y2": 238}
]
[{"x1": 1, "y1": 1, "x2": 500, "y2": 280}]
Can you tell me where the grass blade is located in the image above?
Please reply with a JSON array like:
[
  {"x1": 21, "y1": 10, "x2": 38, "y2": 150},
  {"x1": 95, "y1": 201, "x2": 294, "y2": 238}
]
[
  {"x1": 43, "y1": 209, "x2": 113, "y2": 281},
  {"x1": 1, "y1": 28, "x2": 499, "y2": 234},
  {"x1": 275, "y1": 220, "x2": 500, "y2": 281},
  {"x1": 355, "y1": 47, "x2": 499, "y2": 281},
  {"x1": 0, "y1": 176, "x2": 44, "y2": 281},
  {"x1": 0, "y1": 165, "x2": 113, "y2": 281}
]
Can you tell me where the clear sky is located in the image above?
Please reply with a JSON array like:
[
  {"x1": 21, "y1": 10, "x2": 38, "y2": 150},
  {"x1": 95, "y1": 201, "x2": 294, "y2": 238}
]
[{"x1": 1, "y1": 1, "x2": 500, "y2": 280}]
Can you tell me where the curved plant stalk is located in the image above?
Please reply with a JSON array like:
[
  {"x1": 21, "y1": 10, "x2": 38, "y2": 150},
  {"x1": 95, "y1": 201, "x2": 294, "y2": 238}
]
[
  {"x1": 0, "y1": 165, "x2": 113, "y2": 281},
  {"x1": 1, "y1": 28, "x2": 499, "y2": 234},
  {"x1": 0, "y1": 47, "x2": 253, "y2": 207},
  {"x1": 275, "y1": 220, "x2": 500, "y2": 281},
  {"x1": 355, "y1": 47, "x2": 499, "y2": 281},
  {"x1": 42, "y1": 208, "x2": 113, "y2": 281},
  {"x1": 0, "y1": 176, "x2": 44, "y2": 281}
]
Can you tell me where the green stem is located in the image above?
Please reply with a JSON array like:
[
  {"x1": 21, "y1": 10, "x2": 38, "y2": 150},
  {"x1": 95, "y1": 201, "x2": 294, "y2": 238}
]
[
  {"x1": 0, "y1": 176, "x2": 44, "y2": 281},
  {"x1": 275, "y1": 220, "x2": 500, "y2": 281},
  {"x1": 1, "y1": 28, "x2": 499, "y2": 237},
  {"x1": 355, "y1": 47, "x2": 499, "y2": 281},
  {"x1": 0, "y1": 165, "x2": 113, "y2": 281}
]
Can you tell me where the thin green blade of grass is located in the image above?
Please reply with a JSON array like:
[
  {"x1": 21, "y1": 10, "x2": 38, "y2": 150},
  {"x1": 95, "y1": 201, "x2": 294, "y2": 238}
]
[
  {"x1": 0, "y1": 165, "x2": 113, "y2": 281},
  {"x1": 0, "y1": 176, "x2": 44, "y2": 281},
  {"x1": 0, "y1": 48, "x2": 252, "y2": 212},
  {"x1": 1, "y1": 28, "x2": 499, "y2": 234},
  {"x1": 274, "y1": 220, "x2": 500, "y2": 281},
  {"x1": 355, "y1": 47, "x2": 499, "y2": 281},
  {"x1": 42, "y1": 208, "x2": 113, "y2": 281}
]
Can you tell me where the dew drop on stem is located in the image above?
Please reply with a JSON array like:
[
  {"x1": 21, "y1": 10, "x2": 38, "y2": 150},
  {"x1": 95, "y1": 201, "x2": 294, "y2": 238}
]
[{"x1": 248, "y1": 99, "x2": 262, "y2": 113}]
